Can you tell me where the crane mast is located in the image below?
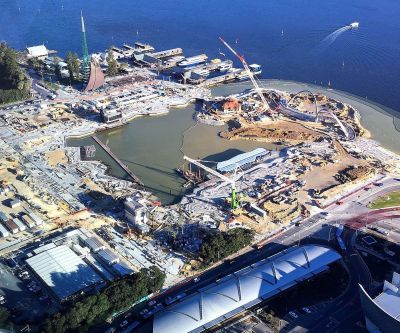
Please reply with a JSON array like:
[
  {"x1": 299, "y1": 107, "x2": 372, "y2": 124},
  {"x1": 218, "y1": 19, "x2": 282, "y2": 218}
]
[{"x1": 219, "y1": 37, "x2": 269, "y2": 112}]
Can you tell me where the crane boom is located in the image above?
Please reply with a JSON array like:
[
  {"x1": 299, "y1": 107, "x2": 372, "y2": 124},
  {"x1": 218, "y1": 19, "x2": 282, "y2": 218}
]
[
  {"x1": 183, "y1": 155, "x2": 234, "y2": 186},
  {"x1": 219, "y1": 37, "x2": 269, "y2": 112}
]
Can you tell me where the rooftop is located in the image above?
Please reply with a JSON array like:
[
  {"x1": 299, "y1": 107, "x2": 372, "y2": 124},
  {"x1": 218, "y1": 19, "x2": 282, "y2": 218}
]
[
  {"x1": 216, "y1": 148, "x2": 269, "y2": 173},
  {"x1": 26, "y1": 244, "x2": 102, "y2": 300},
  {"x1": 374, "y1": 272, "x2": 400, "y2": 320}
]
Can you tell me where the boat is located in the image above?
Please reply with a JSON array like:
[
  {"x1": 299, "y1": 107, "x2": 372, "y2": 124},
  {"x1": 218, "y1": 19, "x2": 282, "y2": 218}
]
[
  {"x1": 349, "y1": 22, "x2": 359, "y2": 29},
  {"x1": 218, "y1": 61, "x2": 233, "y2": 72},
  {"x1": 249, "y1": 64, "x2": 262, "y2": 75},
  {"x1": 193, "y1": 69, "x2": 210, "y2": 77},
  {"x1": 178, "y1": 54, "x2": 208, "y2": 68}
]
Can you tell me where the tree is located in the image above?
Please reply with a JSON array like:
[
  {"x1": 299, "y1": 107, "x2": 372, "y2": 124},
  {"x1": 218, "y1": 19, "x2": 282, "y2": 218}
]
[
  {"x1": 0, "y1": 43, "x2": 31, "y2": 104},
  {"x1": 0, "y1": 307, "x2": 10, "y2": 328},
  {"x1": 42, "y1": 266, "x2": 166, "y2": 333},
  {"x1": 28, "y1": 57, "x2": 42, "y2": 71},
  {"x1": 199, "y1": 228, "x2": 255, "y2": 265},
  {"x1": 66, "y1": 51, "x2": 81, "y2": 81},
  {"x1": 106, "y1": 49, "x2": 119, "y2": 76}
]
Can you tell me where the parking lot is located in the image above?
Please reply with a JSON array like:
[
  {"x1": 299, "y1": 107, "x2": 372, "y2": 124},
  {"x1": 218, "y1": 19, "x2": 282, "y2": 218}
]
[{"x1": 0, "y1": 261, "x2": 56, "y2": 323}]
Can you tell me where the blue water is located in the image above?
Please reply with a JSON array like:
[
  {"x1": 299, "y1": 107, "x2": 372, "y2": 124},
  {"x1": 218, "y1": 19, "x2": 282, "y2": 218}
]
[{"x1": 1, "y1": 0, "x2": 399, "y2": 110}]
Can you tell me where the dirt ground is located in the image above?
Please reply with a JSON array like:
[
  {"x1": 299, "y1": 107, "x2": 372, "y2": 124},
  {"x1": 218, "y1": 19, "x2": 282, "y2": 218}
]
[
  {"x1": 221, "y1": 119, "x2": 328, "y2": 143},
  {"x1": 297, "y1": 140, "x2": 369, "y2": 205},
  {"x1": 45, "y1": 150, "x2": 68, "y2": 167}
]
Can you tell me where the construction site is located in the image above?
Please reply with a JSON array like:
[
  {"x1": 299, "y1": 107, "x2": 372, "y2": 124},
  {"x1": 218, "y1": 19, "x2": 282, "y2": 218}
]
[{"x1": 1, "y1": 12, "x2": 400, "y2": 332}]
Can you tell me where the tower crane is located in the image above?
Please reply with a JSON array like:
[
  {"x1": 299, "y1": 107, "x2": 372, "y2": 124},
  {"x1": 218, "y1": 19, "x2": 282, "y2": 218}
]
[
  {"x1": 219, "y1": 37, "x2": 270, "y2": 113},
  {"x1": 183, "y1": 155, "x2": 240, "y2": 209}
]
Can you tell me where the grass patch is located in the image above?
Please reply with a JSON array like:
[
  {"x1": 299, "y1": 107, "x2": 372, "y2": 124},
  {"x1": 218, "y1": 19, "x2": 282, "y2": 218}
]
[{"x1": 369, "y1": 191, "x2": 400, "y2": 209}]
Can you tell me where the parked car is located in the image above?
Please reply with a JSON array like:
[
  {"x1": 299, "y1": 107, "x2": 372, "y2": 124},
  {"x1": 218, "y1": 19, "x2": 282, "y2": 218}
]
[
  {"x1": 302, "y1": 307, "x2": 312, "y2": 314},
  {"x1": 119, "y1": 320, "x2": 128, "y2": 328},
  {"x1": 289, "y1": 311, "x2": 298, "y2": 319}
]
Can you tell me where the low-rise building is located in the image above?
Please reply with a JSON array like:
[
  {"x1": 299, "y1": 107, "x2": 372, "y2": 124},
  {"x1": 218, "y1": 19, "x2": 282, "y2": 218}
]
[
  {"x1": 84, "y1": 236, "x2": 106, "y2": 253},
  {"x1": 26, "y1": 45, "x2": 49, "y2": 60},
  {"x1": 98, "y1": 249, "x2": 120, "y2": 266}
]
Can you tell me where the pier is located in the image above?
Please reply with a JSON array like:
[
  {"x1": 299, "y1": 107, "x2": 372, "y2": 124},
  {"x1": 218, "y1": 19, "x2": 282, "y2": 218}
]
[
  {"x1": 201, "y1": 69, "x2": 248, "y2": 87},
  {"x1": 183, "y1": 60, "x2": 233, "y2": 76},
  {"x1": 151, "y1": 48, "x2": 183, "y2": 59},
  {"x1": 91, "y1": 135, "x2": 143, "y2": 185}
]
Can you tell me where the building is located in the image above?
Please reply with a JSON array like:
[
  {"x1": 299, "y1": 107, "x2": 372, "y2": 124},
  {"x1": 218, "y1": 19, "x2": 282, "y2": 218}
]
[
  {"x1": 3, "y1": 219, "x2": 18, "y2": 234},
  {"x1": 84, "y1": 59, "x2": 105, "y2": 92},
  {"x1": 26, "y1": 45, "x2": 49, "y2": 60},
  {"x1": 12, "y1": 218, "x2": 26, "y2": 232},
  {"x1": 26, "y1": 244, "x2": 102, "y2": 301},
  {"x1": 97, "y1": 249, "x2": 120, "y2": 266},
  {"x1": 217, "y1": 148, "x2": 269, "y2": 173},
  {"x1": 84, "y1": 236, "x2": 106, "y2": 253},
  {"x1": 20, "y1": 214, "x2": 35, "y2": 228},
  {"x1": 0, "y1": 211, "x2": 8, "y2": 224},
  {"x1": 153, "y1": 245, "x2": 342, "y2": 333},
  {"x1": 100, "y1": 108, "x2": 122, "y2": 123},
  {"x1": 222, "y1": 99, "x2": 241, "y2": 113},
  {"x1": 359, "y1": 272, "x2": 400, "y2": 333},
  {"x1": 9, "y1": 198, "x2": 21, "y2": 208},
  {"x1": 0, "y1": 224, "x2": 9, "y2": 238},
  {"x1": 29, "y1": 212, "x2": 43, "y2": 226},
  {"x1": 124, "y1": 196, "x2": 150, "y2": 234}
]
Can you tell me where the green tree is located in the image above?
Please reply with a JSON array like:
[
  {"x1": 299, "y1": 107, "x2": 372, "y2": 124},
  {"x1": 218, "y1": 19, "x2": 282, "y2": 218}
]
[
  {"x1": 28, "y1": 57, "x2": 42, "y2": 70},
  {"x1": 66, "y1": 51, "x2": 81, "y2": 81},
  {"x1": 0, "y1": 43, "x2": 31, "y2": 104},
  {"x1": 106, "y1": 49, "x2": 119, "y2": 76},
  {"x1": 199, "y1": 228, "x2": 255, "y2": 265},
  {"x1": 0, "y1": 307, "x2": 10, "y2": 328},
  {"x1": 42, "y1": 266, "x2": 166, "y2": 333}
]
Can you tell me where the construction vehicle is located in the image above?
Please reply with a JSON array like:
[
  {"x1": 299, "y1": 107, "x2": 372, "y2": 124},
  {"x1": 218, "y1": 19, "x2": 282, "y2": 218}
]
[{"x1": 183, "y1": 155, "x2": 241, "y2": 210}]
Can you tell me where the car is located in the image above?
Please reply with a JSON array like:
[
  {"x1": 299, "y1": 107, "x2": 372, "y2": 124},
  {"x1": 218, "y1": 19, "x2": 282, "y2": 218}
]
[
  {"x1": 302, "y1": 307, "x2": 312, "y2": 314},
  {"x1": 148, "y1": 300, "x2": 157, "y2": 307},
  {"x1": 289, "y1": 311, "x2": 298, "y2": 319},
  {"x1": 123, "y1": 312, "x2": 132, "y2": 319},
  {"x1": 139, "y1": 309, "x2": 149, "y2": 316},
  {"x1": 103, "y1": 327, "x2": 116, "y2": 333},
  {"x1": 119, "y1": 320, "x2": 128, "y2": 328},
  {"x1": 193, "y1": 277, "x2": 200, "y2": 283}
]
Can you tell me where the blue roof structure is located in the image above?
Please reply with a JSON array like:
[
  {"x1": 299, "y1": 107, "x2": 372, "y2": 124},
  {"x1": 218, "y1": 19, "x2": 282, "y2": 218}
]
[
  {"x1": 153, "y1": 245, "x2": 341, "y2": 333},
  {"x1": 216, "y1": 148, "x2": 269, "y2": 173}
]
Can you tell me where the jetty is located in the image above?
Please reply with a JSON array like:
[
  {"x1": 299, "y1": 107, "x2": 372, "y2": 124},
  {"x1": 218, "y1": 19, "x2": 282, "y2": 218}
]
[
  {"x1": 91, "y1": 135, "x2": 143, "y2": 185},
  {"x1": 201, "y1": 69, "x2": 248, "y2": 87}
]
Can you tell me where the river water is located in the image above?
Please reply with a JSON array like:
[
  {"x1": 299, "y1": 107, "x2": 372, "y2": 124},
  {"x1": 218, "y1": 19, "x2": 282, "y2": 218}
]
[{"x1": 68, "y1": 79, "x2": 400, "y2": 204}]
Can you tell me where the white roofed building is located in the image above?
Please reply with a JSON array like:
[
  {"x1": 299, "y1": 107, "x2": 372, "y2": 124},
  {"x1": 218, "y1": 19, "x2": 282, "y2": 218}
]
[
  {"x1": 26, "y1": 244, "x2": 102, "y2": 300},
  {"x1": 26, "y1": 45, "x2": 49, "y2": 60}
]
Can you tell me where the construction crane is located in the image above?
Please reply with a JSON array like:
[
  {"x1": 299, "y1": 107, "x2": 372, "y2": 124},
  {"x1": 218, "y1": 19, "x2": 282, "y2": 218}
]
[
  {"x1": 219, "y1": 37, "x2": 270, "y2": 113},
  {"x1": 183, "y1": 155, "x2": 240, "y2": 209}
]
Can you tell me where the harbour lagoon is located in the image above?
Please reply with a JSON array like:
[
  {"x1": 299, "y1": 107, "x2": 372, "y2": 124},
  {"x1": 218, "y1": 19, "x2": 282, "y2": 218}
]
[{"x1": 68, "y1": 79, "x2": 400, "y2": 204}]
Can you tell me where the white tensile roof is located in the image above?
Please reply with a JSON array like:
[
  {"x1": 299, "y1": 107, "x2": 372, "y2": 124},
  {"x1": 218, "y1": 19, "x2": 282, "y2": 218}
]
[{"x1": 153, "y1": 245, "x2": 341, "y2": 333}]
